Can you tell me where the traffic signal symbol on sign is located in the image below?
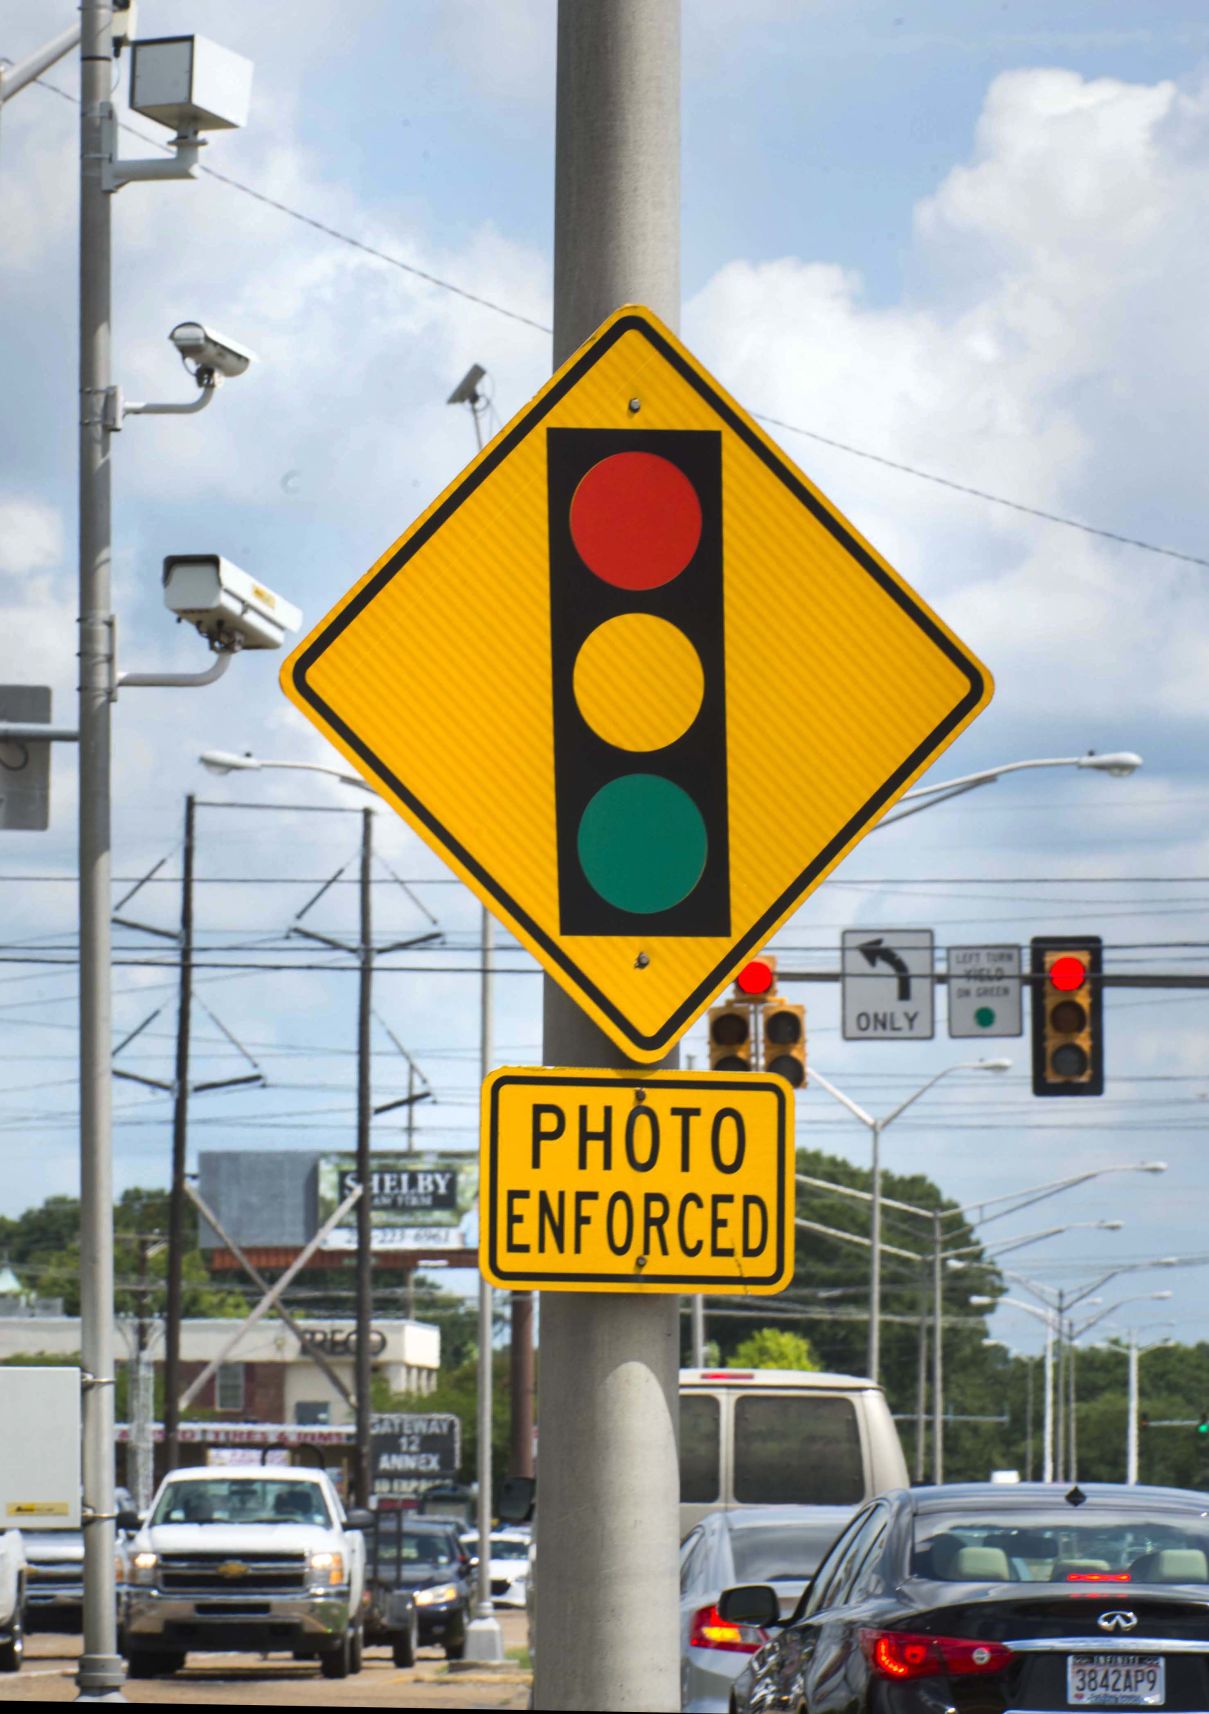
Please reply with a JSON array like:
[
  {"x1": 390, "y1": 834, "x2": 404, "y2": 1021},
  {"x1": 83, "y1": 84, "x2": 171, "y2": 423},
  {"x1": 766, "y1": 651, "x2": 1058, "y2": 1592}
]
[
  {"x1": 1030, "y1": 936, "x2": 1104, "y2": 1097},
  {"x1": 281, "y1": 305, "x2": 992, "y2": 1062},
  {"x1": 550, "y1": 430, "x2": 728, "y2": 935},
  {"x1": 763, "y1": 1001, "x2": 806, "y2": 1087}
]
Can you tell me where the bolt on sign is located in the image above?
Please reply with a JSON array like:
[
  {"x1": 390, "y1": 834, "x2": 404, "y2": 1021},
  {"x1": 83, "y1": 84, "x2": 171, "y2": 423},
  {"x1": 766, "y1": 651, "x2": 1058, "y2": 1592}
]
[
  {"x1": 479, "y1": 1068, "x2": 793, "y2": 1294},
  {"x1": 280, "y1": 305, "x2": 992, "y2": 1062}
]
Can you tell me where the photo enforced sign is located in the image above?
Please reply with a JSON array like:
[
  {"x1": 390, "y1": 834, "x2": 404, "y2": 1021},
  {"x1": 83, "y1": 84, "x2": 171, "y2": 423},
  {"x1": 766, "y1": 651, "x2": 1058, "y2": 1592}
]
[{"x1": 479, "y1": 1068, "x2": 794, "y2": 1293}]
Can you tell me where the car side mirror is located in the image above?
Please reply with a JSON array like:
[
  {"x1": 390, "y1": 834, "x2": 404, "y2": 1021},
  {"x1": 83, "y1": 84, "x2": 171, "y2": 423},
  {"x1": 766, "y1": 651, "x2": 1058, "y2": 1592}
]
[
  {"x1": 497, "y1": 1475, "x2": 536, "y2": 1525},
  {"x1": 116, "y1": 1510, "x2": 142, "y2": 1533},
  {"x1": 718, "y1": 1583, "x2": 781, "y2": 1628},
  {"x1": 345, "y1": 1509, "x2": 376, "y2": 1532}
]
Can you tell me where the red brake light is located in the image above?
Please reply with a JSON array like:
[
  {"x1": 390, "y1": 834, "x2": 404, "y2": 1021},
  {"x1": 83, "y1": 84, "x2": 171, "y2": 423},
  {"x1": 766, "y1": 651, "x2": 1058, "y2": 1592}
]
[
  {"x1": 689, "y1": 1602, "x2": 767, "y2": 1654},
  {"x1": 699, "y1": 1371, "x2": 753, "y2": 1380},
  {"x1": 1067, "y1": 1572, "x2": 1131, "y2": 1582},
  {"x1": 861, "y1": 1629, "x2": 1012, "y2": 1682}
]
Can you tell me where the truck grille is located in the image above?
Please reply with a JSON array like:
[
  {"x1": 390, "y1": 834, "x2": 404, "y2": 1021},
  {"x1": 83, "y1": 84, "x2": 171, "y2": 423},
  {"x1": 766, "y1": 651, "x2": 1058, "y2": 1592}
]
[{"x1": 158, "y1": 1552, "x2": 308, "y2": 1594}]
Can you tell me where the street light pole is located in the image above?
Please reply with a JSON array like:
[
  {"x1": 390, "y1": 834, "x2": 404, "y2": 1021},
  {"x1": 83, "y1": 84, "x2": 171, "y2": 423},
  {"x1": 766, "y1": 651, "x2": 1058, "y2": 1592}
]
[
  {"x1": 77, "y1": 2, "x2": 123, "y2": 1695},
  {"x1": 932, "y1": 1209, "x2": 944, "y2": 1483},
  {"x1": 163, "y1": 793, "x2": 196, "y2": 1472},
  {"x1": 535, "y1": 5, "x2": 683, "y2": 1707}
]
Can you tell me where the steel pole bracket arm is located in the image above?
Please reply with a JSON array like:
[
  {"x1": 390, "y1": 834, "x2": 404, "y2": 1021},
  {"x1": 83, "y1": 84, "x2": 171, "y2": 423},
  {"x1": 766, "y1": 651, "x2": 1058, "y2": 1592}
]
[
  {"x1": 118, "y1": 650, "x2": 235, "y2": 692},
  {"x1": 100, "y1": 110, "x2": 204, "y2": 192}
]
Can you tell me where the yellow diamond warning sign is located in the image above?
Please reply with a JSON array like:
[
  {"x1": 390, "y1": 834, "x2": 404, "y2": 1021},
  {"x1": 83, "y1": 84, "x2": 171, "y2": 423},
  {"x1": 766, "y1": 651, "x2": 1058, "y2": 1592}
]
[
  {"x1": 479, "y1": 1067, "x2": 793, "y2": 1293},
  {"x1": 281, "y1": 305, "x2": 992, "y2": 1062}
]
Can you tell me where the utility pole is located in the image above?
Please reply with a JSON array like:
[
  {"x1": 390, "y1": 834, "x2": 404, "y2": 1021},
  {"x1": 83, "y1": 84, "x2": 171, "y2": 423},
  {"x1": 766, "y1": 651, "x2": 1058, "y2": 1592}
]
[
  {"x1": 354, "y1": 807, "x2": 374, "y2": 1507},
  {"x1": 77, "y1": 2, "x2": 123, "y2": 1694},
  {"x1": 869, "y1": 1117, "x2": 883, "y2": 1380},
  {"x1": 163, "y1": 792, "x2": 195, "y2": 1471},
  {"x1": 465, "y1": 905, "x2": 503, "y2": 1659},
  {"x1": 535, "y1": 5, "x2": 682, "y2": 1709},
  {"x1": 914, "y1": 1277, "x2": 928, "y2": 1483},
  {"x1": 1043, "y1": 1317, "x2": 1055, "y2": 1482}
]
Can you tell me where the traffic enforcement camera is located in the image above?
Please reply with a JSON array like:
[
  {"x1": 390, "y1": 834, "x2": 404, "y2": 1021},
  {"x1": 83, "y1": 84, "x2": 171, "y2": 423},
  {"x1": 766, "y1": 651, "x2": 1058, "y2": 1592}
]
[
  {"x1": 709, "y1": 1002, "x2": 753, "y2": 1073},
  {"x1": 1030, "y1": 936, "x2": 1103, "y2": 1097},
  {"x1": 762, "y1": 1001, "x2": 806, "y2": 1087}
]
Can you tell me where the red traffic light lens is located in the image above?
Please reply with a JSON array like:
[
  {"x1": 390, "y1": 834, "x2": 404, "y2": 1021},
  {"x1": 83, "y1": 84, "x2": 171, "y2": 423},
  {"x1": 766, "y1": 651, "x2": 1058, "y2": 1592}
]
[
  {"x1": 1050, "y1": 954, "x2": 1087, "y2": 992},
  {"x1": 570, "y1": 451, "x2": 703, "y2": 591},
  {"x1": 737, "y1": 960, "x2": 774, "y2": 996}
]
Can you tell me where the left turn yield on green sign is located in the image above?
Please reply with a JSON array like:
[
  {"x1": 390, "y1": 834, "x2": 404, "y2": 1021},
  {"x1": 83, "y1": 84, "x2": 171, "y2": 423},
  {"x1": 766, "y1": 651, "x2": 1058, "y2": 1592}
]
[{"x1": 479, "y1": 1067, "x2": 794, "y2": 1294}]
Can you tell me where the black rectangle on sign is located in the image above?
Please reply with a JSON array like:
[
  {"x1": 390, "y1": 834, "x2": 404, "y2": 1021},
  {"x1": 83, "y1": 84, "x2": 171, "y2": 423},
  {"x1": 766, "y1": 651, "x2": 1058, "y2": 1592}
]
[{"x1": 547, "y1": 427, "x2": 730, "y2": 937}]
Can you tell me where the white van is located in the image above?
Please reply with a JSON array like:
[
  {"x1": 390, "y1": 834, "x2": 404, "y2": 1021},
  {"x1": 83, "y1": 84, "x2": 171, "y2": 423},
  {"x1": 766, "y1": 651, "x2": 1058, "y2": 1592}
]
[{"x1": 679, "y1": 1367, "x2": 908, "y2": 1534}]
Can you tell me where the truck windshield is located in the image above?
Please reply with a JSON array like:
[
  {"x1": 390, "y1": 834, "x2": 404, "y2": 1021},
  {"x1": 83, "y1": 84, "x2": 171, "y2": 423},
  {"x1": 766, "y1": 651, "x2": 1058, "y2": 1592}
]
[{"x1": 151, "y1": 1479, "x2": 332, "y2": 1528}]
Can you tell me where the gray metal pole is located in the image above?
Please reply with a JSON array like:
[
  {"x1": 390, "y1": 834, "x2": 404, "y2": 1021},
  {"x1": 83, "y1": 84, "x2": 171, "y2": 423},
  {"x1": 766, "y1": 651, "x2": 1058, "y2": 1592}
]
[
  {"x1": 77, "y1": 0, "x2": 123, "y2": 1695},
  {"x1": 163, "y1": 793, "x2": 195, "y2": 1472},
  {"x1": 690, "y1": 1295, "x2": 706, "y2": 1367},
  {"x1": 1126, "y1": 1334, "x2": 1139, "y2": 1485},
  {"x1": 1025, "y1": 1354, "x2": 1035, "y2": 1482},
  {"x1": 1055, "y1": 1294, "x2": 1066, "y2": 1482},
  {"x1": 536, "y1": 10, "x2": 681, "y2": 1705},
  {"x1": 932, "y1": 1209, "x2": 943, "y2": 1484},
  {"x1": 914, "y1": 1275, "x2": 928, "y2": 1483},
  {"x1": 465, "y1": 903, "x2": 503, "y2": 1660},
  {"x1": 354, "y1": 807, "x2": 373, "y2": 1508},
  {"x1": 1069, "y1": 1325, "x2": 1078, "y2": 1482},
  {"x1": 868, "y1": 1118, "x2": 882, "y2": 1381},
  {"x1": 1043, "y1": 1318, "x2": 1054, "y2": 1482}
]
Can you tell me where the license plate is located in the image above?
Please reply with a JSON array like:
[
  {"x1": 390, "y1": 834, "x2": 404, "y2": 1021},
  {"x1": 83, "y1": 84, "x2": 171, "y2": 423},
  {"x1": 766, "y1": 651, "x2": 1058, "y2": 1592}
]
[{"x1": 1067, "y1": 1654, "x2": 1165, "y2": 1707}]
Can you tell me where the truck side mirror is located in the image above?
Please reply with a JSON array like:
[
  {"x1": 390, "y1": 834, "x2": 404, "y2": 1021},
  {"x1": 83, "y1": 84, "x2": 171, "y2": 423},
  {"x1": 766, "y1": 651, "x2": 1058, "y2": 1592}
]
[
  {"x1": 497, "y1": 1475, "x2": 536, "y2": 1525},
  {"x1": 116, "y1": 1509, "x2": 142, "y2": 1533},
  {"x1": 345, "y1": 1509, "x2": 376, "y2": 1532}
]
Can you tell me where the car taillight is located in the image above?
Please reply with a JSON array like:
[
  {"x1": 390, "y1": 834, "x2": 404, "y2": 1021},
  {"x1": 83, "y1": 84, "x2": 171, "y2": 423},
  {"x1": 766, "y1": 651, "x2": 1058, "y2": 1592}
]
[
  {"x1": 860, "y1": 1629, "x2": 1012, "y2": 1681},
  {"x1": 1067, "y1": 1572, "x2": 1131, "y2": 1582},
  {"x1": 689, "y1": 1602, "x2": 767, "y2": 1653}
]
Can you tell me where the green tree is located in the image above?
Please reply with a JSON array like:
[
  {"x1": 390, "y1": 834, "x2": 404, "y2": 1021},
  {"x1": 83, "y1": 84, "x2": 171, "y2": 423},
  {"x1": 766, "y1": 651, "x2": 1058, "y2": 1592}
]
[{"x1": 731, "y1": 1328, "x2": 820, "y2": 1371}]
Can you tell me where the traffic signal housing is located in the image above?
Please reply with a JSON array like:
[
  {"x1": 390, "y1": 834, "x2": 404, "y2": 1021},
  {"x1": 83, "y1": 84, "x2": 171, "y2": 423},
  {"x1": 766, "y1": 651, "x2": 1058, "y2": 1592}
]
[
  {"x1": 762, "y1": 1000, "x2": 806, "y2": 1087},
  {"x1": 736, "y1": 957, "x2": 776, "y2": 998},
  {"x1": 1030, "y1": 936, "x2": 1103, "y2": 1097},
  {"x1": 709, "y1": 1002, "x2": 753, "y2": 1073}
]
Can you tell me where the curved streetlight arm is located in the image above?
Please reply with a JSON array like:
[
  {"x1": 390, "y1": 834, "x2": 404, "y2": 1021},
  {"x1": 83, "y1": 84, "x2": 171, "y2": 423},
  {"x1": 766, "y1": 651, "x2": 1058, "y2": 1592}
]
[
  {"x1": 880, "y1": 1061, "x2": 1004, "y2": 1130},
  {"x1": 1073, "y1": 1293, "x2": 1172, "y2": 1342},
  {"x1": 953, "y1": 1161, "x2": 1166, "y2": 1227},
  {"x1": 945, "y1": 1221, "x2": 1120, "y2": 1264},
  {"x1": 898, "y1": 753, "x2": 1143, "y2": 805},
  {"x1": 198, "y1": 751, "x2": 377, "y2": 793},
  {"x1": 804, "y1": 1067, "x2": 875, "y2": 1130}
]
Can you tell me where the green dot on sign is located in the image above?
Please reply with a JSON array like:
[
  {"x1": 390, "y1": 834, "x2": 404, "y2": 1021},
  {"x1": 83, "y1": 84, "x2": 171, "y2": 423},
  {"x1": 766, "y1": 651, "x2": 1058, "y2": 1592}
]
[
  {"x1": 975, "y1": 1005, "x2": 996, "y2": 1029},
  {"x1": 577, "y1": 774, "x2": 708, "y2": 914}
]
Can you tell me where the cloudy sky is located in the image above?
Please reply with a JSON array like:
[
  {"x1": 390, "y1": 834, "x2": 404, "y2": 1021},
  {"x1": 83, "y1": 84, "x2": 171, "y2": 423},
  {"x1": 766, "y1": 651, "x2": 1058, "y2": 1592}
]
[{"x1": 3, "y1": 0, "x2": 1208, "y2": 1350}]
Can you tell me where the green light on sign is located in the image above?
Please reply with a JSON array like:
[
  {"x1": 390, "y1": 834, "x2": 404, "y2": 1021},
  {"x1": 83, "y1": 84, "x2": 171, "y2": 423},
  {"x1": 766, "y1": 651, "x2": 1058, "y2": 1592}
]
[{"x1": 974, "y1": 1005, "x2": 997, "y2": 1029}]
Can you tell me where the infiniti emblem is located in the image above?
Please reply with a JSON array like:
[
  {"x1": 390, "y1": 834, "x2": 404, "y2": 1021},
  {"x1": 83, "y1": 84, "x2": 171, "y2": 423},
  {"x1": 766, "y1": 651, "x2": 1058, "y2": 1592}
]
[{"x1": 1098, "y1": 1611, "x2": 1138, "y2": 1633}]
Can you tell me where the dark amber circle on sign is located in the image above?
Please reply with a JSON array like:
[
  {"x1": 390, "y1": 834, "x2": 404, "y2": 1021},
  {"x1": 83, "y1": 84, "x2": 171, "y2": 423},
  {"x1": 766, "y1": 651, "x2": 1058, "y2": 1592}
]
[{"x1": 569, "y1": 451, "x2": 703, "y2": 589}]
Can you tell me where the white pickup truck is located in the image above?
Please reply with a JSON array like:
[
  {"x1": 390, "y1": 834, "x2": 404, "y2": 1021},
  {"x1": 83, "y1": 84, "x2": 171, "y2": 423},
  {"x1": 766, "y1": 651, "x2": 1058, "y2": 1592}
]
[
  {"x1": 119, "y1": 1466, "x2": 371, "y2": 1680},
  {"x1": 0, "y1": 1531, "x2": 25, "y2": 1672}
]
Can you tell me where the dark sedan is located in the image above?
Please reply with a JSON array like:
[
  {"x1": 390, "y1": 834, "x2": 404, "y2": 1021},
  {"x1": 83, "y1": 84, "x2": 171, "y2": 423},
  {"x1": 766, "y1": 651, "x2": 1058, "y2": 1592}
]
[{"x1": 723, "y1": 1482, "x2": 1209, "y2": 1712}]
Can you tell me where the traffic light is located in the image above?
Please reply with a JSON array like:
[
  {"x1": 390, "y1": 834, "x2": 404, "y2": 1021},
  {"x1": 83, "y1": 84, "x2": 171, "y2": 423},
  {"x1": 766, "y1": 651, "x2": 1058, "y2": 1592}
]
[
  {"x1": 1030, "y1": 936, "x2": 1103, "y2": 1097},
  {"x1": 548, "y1": 429, "x2": 728, "y2": 935},
  {"x1": 736, "y1": 957, "x2": 776, "y2": 998},
  {"x1": 763, "y1": 1001, "x2": 806, "y2": 1087},
  {"x1": 709, "y1": 1002, "x2": 752, "y2": 1073},
  {"x1": 1197, "y1": 1413, "x2": 1208, "y2": 1440}
]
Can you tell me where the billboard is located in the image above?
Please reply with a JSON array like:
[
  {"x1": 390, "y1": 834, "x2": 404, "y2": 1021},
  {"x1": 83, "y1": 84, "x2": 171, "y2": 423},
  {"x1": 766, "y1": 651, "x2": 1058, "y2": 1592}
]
[
  {"x1": 370, "y1": 1412, "x2": 461, "y2": 1503},
  {"x1": 316, "y1": 1154, "x2": 477, "y2": 1252}
]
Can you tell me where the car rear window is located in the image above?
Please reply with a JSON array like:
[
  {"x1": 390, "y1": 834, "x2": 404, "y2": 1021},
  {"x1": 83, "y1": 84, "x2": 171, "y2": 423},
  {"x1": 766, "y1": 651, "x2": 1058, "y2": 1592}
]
[
  {"x1": 680, "y1": 1393, "x2": 720, "y2": 1503},
  {"x1": 915, "y1": 1510, "x2": 1209, "y2": 1583},
  {"x1": 730, "y1": 1519, "x2": 848, "y2": 1583},
  {"x1": 733, "y1": 1395, "x2": 864, "y2": 1505}
]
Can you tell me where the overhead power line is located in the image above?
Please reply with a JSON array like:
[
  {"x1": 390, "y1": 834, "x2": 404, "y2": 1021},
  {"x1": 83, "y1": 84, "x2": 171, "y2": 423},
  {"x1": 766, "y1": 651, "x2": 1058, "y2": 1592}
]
[{"x1": 28, "y1": 76, "x2": 1209, "y2": 573}]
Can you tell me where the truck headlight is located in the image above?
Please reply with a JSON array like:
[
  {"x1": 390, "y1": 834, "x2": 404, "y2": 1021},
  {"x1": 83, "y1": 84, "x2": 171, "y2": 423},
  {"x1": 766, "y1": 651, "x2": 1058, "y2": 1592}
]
[
  {"x1": 309, "y1": 1550, "x2": 345, "y2": 1588},
  {"x1": 414, "y1": 1582, "x2": 459, "y2": 1607},
  {"x1": 131, "y1": 1551, "x2": 158, "y2": 1583}
]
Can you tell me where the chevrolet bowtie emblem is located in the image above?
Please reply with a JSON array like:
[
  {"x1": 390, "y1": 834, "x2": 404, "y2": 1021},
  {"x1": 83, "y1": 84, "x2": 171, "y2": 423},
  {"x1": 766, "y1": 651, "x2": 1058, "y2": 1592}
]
[{"x1": 218, "y1": 1561, "x2": 248, "y2": 1580}]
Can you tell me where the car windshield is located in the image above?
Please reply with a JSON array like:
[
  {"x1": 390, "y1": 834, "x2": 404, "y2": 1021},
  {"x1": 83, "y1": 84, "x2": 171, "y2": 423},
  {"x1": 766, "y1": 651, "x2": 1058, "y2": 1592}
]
[
  {"x1": 400, "y1": 1532, "x2": 457, "y2": 1566},
  {"x1": 489, "y1": 1536, "x2": 530, "y2": 1561},
  {"x1": 730, "y1": 1519, "x2": 850, "y2": 1583},
  {"x1": 915, "y1": 1508, "x2": 1209, "y2": 1584},
  {"x1": 151, "y1": 1478, "x2": 331, "y2": 1528}
]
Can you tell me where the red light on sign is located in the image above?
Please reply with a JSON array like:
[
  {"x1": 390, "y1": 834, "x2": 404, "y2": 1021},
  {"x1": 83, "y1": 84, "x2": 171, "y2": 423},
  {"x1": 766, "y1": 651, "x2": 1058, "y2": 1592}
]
[
  {"x1": 1050, "y1": 954, "x2": 1087, "y2": 992},
  {"x1": 736, "y1": 959, "x2": 775, "y2": 996}
]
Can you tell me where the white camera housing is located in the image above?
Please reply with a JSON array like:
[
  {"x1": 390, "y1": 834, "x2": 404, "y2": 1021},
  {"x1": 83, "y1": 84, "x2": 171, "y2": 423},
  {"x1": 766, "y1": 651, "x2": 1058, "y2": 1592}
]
[
  {"x1": 163, "y1": 556, "x2": 301, "y2": 652},
  {"x1": 129, "y1": 36, "x2": 253, "y2": 134},
  {"x1": 169, "y1": 322, "x2": 256, "y2": 383}
]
